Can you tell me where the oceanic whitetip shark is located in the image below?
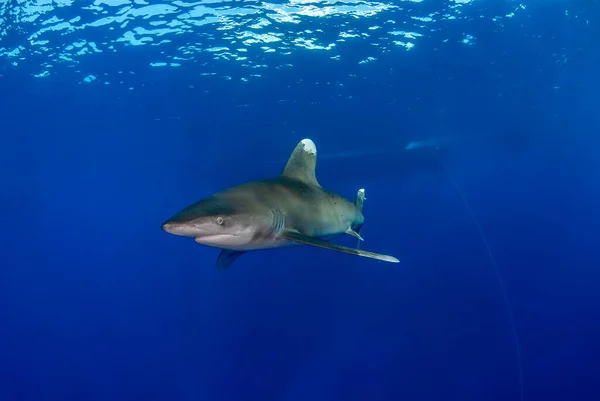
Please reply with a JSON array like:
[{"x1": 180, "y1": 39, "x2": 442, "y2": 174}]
[{"x1": 161, "y1": 138, "x2": 399, "y2": 269}]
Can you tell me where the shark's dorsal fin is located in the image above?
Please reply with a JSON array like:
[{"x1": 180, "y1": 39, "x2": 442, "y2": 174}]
[{"x1": 282, "y1": 138, "x2": 321, "y2": 187}]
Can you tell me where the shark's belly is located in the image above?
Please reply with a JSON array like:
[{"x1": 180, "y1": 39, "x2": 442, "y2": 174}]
[
  {"x1": 234, "y1": 233, "x2": 342, "y2": 252},
  {"x1": 216, "y1": 228, "x2": 343, "y2": 252},
  {"x1": 221, "y1": 236, "x2": 298, "y2": 251}
]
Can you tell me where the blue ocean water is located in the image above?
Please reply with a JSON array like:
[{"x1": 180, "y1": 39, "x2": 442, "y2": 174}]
[{"x1": 1, "y1": 0, "x2": 599, "y2": 400}]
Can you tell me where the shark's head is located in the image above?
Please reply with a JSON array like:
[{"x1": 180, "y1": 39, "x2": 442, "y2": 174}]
[{"x1": 161, "y1": 192, "x2": 262, "y2": 248}]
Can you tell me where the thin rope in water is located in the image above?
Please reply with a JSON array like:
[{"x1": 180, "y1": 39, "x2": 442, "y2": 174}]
[{"x1": 441, "y1": 161, "x2": 524, "y2": 401}]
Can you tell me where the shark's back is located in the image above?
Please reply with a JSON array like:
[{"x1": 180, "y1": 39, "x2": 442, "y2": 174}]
[
  {"x1": 225, "y1": 176, "x2": 363, "y2": 238},
  {"x1": 274, "y1": 176, "x2": 363, "y2": 237}
]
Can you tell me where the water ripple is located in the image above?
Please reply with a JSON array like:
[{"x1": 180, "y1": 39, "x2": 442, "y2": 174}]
[{"x1": 0, "y1": 0, "x2": 525, "y2": 83}]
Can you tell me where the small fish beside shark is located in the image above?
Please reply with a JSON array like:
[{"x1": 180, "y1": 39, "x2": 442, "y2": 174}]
[{"x1": 161, "y1": 138, "x2": 400, "y2": 269}]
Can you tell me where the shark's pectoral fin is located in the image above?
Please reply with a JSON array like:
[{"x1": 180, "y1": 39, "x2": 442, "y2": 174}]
[
  {"x1": 345, "y1": 228, "x2": 364, "y2": 242},
  {"x1": 280, "y1": 230, "x2": 399, "y2": 263},
  {"x1": 216, "y1": 249, "x2": 246, "y2": 270}
]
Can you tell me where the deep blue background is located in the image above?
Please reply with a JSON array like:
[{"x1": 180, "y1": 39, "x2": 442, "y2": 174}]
[{"x1": 1, "y1": 2, "x2": 599, "y2": 401}]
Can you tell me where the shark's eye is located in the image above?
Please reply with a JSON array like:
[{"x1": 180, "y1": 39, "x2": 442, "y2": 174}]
[{"x1": 216, "y1": 216, "x2": 224, "y2": 225}]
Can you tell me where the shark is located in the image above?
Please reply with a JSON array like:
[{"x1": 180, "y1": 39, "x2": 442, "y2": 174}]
[{"x1": 161, "y1": 138, "x2": 399, "y2": 269}]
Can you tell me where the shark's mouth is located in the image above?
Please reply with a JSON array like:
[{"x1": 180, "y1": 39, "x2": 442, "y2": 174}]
[{"x1": 194, "y1": 234, "x2": 253, "y2": 248}]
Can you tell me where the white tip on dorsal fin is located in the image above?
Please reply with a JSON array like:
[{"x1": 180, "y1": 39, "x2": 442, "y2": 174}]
[{"x1": 281, "y1": 138, "x2": 320, "y2": 187}]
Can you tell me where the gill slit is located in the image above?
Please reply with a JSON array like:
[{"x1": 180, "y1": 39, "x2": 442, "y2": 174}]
[{"x1": 271, "y1": 208, "x2": 286, "y2": 235}]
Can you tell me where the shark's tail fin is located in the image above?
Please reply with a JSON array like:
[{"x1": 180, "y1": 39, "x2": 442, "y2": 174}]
[{"x1": 354, "y1": 188, "x2": 366, "y2": 249}]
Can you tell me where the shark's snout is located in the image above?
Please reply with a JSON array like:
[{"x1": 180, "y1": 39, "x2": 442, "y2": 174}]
[
  {"x1": 161, "y1": 221, "x2": 178, "y2": 234},
  {"x1": 162, "y1": 221, "x2": 197, "y2": 237}
]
